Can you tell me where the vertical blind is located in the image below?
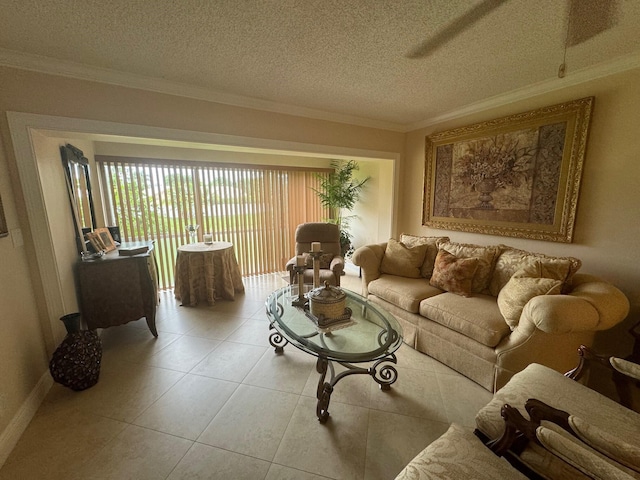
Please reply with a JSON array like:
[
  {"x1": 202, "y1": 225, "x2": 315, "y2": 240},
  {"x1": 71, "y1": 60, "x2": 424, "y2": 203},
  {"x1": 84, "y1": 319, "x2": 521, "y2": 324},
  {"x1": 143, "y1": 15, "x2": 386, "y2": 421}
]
[{"x1": 96, "y1": 156, "x2": 331, "y2": 290}]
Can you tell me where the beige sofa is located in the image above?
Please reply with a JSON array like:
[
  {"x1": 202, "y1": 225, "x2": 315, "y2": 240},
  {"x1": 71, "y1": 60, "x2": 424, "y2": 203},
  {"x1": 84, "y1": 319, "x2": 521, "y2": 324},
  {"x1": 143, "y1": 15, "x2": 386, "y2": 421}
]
[
  {"x1": 352, "y1": 234, "x2": 630, "y2": 392},
  {"x1": 475, "y1": 357, "x2": 640, "y2": 479},
  {"x1": 397, "y1": 354, "x2": 640, "y2": 479}
]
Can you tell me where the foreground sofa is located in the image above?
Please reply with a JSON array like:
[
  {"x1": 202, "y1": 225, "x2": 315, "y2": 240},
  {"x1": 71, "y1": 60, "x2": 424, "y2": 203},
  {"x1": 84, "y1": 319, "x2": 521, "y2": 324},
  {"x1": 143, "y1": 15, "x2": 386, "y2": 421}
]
[
  {"x1": 352, "y1": 234, "x2": 630, "y2": 391},
  {"x1": 397, "y1": 352, "x2": 640, "y2": 479},
  {"x1": 475, "y1": 355, "x2": 640, "y2": 479}
]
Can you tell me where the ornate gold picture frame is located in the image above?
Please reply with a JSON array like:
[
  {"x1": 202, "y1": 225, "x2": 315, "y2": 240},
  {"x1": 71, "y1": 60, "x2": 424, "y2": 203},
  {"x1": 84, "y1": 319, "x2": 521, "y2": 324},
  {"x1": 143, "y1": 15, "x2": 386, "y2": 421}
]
[{"x1": 423, "y1": 97, "x2": 594, "y2": 243}]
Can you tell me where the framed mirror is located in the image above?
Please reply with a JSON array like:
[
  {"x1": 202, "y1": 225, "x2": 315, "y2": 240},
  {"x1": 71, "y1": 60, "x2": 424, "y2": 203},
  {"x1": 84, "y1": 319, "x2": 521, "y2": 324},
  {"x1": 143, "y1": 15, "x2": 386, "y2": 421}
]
[{"x1": 60, "y1": 144, "x2": 97, "y2": 253}]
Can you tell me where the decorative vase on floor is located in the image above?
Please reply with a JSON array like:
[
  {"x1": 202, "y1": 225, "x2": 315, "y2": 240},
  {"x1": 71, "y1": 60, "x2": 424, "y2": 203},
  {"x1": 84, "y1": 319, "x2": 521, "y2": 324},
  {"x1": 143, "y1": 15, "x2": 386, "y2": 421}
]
[{"x1": 49, "y1": 313, "x2": 102, "y2": 391}]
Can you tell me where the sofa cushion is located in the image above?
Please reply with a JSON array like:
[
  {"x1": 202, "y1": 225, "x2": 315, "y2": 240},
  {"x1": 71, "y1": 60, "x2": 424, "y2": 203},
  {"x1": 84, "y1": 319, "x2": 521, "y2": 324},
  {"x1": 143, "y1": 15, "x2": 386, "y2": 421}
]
[
  {"x1": 438, "y1": 241, "x2": 501, "y2": 293},
  {"x1": 395, "y1": 423, "x2": 527, "y2": 480},
  {"x1": 497, "y1": 266, "x2": 563, "y2": 330},
  {"x1": 400, "y1": 234, "x2": 449, "y2": 278},
  {"x1": 369, "y1": 275, "x2": 442, "y2": 313},
  {"x1": 380, "y1": 238, "x2": 428, "y2": 278},
  {"x1": 490, "y1": 246, "x2": 582, "y2": 296},
  {"x1": 420, "y1": 293, "x2": 510, "y2": 347},
  {"x1": 429, "y1": 250, "x2": 479, "y2": 297}
]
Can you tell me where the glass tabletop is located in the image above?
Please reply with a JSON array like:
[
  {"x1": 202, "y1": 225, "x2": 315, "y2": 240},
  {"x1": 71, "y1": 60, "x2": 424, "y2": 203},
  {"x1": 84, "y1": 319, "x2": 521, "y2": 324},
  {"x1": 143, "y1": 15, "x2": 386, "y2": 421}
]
[{"x1": 265, "y1": 285, "x2": 403, "y2": 363}]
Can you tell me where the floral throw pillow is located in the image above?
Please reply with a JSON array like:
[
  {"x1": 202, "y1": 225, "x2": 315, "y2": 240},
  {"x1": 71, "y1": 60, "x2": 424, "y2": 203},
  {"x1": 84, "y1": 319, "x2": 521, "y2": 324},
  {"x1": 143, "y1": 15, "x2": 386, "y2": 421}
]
[{"x1": 429, "y1": 250, "x2": 479, "y2": 297}]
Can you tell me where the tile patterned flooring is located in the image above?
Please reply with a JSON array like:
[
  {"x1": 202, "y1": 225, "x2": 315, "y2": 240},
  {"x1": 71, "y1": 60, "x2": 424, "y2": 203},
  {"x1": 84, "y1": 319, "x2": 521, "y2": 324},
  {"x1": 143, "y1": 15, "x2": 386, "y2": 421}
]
[{"x1": 0, "y1": 271, "x2": 493, "y2": 480}]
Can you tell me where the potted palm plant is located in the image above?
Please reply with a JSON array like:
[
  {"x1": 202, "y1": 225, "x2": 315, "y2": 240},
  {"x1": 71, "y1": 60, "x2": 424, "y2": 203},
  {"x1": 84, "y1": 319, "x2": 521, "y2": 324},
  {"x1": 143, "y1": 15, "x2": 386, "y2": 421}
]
[{"x1": 314, "y1": 160, "x2": 370, "y2": 257}]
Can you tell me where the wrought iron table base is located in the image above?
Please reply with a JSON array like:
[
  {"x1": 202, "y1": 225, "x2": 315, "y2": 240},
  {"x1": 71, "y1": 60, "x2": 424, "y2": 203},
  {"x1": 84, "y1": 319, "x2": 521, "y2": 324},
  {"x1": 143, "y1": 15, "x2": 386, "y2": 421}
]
[
  {"x1": 269, "y1": 319, "x2": 398, "y2": 423},
  {"x1": 266, "y1": 303, "x2": 400, "y2": 423},
  {"x1": 315, "y1": 354, "x2": 398, "y2": 423}
]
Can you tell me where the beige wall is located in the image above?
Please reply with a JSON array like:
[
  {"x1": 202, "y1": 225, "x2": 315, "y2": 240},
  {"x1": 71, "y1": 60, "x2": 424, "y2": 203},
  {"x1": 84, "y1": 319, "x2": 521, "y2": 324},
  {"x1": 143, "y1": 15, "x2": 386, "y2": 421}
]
[
  {"x1": 1, "y1": 62, "x2": 639, "y2": 455},
  {"x1": 0, "y1": 65, "x2": 404, "y2": 448},
  {"x1": 401, "y1": 67, "x2": 640, "y2": 354}
]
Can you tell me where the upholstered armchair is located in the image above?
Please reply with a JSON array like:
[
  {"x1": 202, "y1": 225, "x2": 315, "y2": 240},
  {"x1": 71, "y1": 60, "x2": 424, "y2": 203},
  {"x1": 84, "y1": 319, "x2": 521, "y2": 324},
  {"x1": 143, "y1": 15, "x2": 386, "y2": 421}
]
[{"x1": 285, "y1": 223, "x2": 345, "y2": 287}]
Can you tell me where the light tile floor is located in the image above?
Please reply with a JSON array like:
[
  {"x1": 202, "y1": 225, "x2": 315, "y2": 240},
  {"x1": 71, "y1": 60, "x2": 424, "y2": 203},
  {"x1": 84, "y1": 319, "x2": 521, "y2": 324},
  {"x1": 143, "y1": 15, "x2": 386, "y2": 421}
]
[{"x1": 0, "y1": 270, "x2": 493, "y2": 480}]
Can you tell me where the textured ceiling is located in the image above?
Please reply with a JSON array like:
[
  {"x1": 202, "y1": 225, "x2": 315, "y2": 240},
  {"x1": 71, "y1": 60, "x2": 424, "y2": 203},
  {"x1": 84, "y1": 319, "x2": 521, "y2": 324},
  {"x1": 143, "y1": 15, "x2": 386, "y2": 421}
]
[{"x1": 1, "y1": 0, "x2": 640, "y2": 129}]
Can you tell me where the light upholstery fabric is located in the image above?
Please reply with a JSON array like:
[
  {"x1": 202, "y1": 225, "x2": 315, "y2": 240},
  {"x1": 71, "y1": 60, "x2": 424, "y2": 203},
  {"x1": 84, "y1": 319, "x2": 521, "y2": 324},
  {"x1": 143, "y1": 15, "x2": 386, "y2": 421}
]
[
  {"x1": 302, "y1": 252, "x2": 334, "y2": 269},
  {"x1": 490, "y1": 246, "x2": 581, "y2": 296},
  {"x1": 285, "y1": 222, "x2": 345, "y2": 286},
  {"x1": 400, "y1": 234, "x2": 449, "y2": 278},
  {"x1": 570, "y1": 274, "x2": 633, "y2": 331},
  {"x1": 395, "y1": 423, "x2": 527, "y2": 480},
  {"x1": 497, "y1": 268, "x2": 563, "y2": 330},
  {"x1": 381, "y1": 238, "x2": 428, "y2": 278},
  {"x1": 420, "y1": 293, "x2": 510, "y2": 347},
  {"x1": 522, "y1": 295, "x2": 600, "y2": 334},
  {"x1": 611, "y1": 357, "x2": 640, "y2": 381},
  {"x1": 429, "y1": 250, "x2": 478, "y2": 297},
  {"x1": 352, "y1": 242, "x2": 386, "y2": 295},
  {"x1": 476, "y1": 364, "x2": 640, "y2": 479},
  {"x1": 536, "y1": 425, "x2": 638, "y2": 480},
  {"x1": 369, "y1": 275, "x2": 442, "y2": 313},
  {"x1": 352, "y1": 239, "x2": 630, "y2": 393},
  {"x1": 438, "y1": 241, "x2": 500, "y2": 293},
  {"x1": 568, "y1": 415, "x2": 640, "y2": 473}
]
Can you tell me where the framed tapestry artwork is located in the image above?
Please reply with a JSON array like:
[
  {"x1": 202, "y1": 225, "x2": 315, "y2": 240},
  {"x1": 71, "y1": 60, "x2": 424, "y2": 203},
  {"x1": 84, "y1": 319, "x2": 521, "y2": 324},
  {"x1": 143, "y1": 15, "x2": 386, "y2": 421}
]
[{"x1": 423, "y1": 97, "x2": 594, "y2": 243}]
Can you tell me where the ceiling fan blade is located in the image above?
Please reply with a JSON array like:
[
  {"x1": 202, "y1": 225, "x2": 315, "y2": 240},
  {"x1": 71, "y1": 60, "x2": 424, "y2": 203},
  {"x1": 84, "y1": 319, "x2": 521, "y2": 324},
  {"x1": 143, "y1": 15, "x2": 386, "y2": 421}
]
[
  {"x1": 567, "y1": 0, "x2": 619, "y2": 47},
  {"x1": 406, "y1": 0, "x2": 510, "y2": 59}
]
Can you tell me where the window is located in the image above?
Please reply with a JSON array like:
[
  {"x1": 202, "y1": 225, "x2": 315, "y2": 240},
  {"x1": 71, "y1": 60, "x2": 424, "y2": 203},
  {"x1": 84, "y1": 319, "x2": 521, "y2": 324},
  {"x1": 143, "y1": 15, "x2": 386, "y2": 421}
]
[{"x1": 97, "y1": 156, "x2": 331, "y2": 289}]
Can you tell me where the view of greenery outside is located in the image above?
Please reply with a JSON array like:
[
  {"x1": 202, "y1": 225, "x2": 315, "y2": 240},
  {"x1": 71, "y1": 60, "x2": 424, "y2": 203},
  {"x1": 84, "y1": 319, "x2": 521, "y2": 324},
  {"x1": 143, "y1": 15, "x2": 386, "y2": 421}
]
[{"x1": 97, "y1": 158, "x2": 330, "y2": 290}]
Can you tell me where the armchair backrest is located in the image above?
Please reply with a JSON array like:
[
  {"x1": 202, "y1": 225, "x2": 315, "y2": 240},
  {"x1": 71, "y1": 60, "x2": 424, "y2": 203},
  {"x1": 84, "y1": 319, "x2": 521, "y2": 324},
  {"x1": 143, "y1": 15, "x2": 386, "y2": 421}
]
[{"x1": 294, "y1": 223, "x2": 341, "y2": 257}]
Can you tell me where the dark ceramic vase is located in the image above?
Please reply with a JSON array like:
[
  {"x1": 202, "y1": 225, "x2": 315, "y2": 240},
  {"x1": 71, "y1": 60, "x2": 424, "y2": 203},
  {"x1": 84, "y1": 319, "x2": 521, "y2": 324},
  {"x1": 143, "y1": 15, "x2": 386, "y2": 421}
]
[{"x1": 49, "y1": 313, "x2": 102, "y2": 391}]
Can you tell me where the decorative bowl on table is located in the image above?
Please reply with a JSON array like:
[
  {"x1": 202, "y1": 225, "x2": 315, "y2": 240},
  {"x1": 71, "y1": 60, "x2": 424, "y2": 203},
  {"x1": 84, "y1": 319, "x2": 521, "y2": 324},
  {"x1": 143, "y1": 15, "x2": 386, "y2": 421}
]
[{"x1": 307, "y1": 282, "x2": 352, "y2": 327}]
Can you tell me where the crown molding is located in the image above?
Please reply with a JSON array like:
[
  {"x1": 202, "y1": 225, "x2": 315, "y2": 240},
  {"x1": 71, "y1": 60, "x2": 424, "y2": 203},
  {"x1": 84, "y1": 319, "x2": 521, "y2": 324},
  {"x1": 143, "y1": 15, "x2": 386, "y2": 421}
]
[
  {"x1": 405, "y1": 51, "x2": 640, "y2": 132},
  {"x1": 2, "y1": 48, "x2": 639, "y2": 135},
  {"x1": 0, "y1": 48, "x2": 405, "y2": 133}
]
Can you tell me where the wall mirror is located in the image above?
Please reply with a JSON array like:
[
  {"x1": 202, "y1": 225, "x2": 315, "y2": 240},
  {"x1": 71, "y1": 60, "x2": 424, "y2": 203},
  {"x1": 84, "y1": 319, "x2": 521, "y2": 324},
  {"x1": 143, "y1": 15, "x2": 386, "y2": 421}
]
[{"x1": 60, "y1": 144, "x2": 96, "y2": 253}]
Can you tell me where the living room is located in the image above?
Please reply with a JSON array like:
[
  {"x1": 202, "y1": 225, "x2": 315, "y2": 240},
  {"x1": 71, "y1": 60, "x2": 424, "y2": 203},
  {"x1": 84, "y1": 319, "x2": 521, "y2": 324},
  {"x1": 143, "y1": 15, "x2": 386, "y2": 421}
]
[{"x1": 1, "y1": 1, "x2": 640, "y2": 479}]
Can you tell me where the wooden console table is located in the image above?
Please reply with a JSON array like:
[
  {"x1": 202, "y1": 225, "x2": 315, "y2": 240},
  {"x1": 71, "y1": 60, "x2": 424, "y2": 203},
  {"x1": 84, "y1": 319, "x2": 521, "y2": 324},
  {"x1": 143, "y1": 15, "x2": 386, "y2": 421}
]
[{"x1": 75, "y1": 241, "x2": 159, "y2": 336}]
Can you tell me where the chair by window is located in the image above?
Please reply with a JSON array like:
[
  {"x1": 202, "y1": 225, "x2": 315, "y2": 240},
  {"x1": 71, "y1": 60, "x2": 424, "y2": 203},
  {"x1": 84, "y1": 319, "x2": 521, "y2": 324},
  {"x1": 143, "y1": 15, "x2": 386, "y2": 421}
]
[{"x1": 285, "y1": 223, "x2": 345, "y2": 286}]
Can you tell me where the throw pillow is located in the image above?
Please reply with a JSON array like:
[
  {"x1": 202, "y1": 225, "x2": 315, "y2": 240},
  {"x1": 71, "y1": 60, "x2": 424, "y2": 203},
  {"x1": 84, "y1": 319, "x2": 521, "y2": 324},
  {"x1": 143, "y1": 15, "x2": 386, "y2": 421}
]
[
  {"x1": 380, "y1": 238, "x2": 428, "y2": 278},
  {"x1": 303, "y1": 253, "x2": 334, "y2": 269},
  {"x1": 400, "y1": 234, "x2": 449, "y2": 278},
  {"x1": 437, "y1": 241, "x2": 501, "y2": 293},
  {"x1": 568, "y1": 415, "x2": 640, "y2": 473},
  {"x1": 429, "y1": 249, "x2": 479, "y2": 297},
  {"x1": 497, "y1": 268, "x2": 562, "y2": 330},
  {"x1": 490, "y1": 246, "x2": 581, "y2": 296},
  {"x1": 536, "y1": 425, "x2": 637, "y2": 480}
]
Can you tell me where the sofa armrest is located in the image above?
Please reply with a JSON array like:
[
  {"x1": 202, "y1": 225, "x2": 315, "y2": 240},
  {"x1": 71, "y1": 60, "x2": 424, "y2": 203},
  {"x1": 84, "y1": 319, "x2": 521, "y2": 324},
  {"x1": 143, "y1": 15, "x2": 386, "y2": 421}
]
[
  {"x1": 519, "y1": 275, "x2": 629, "y2": 335},
  {"x1": 351, "y1": 243, "x2": 387, "y2": 294}
]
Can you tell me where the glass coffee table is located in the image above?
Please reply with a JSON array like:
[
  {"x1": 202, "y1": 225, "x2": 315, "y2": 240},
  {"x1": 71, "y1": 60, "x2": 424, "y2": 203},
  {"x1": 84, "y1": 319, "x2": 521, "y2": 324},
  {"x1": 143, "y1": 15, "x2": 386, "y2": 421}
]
[{"x1": 265, "y1": 285, "x2": 403, "y2": 423}]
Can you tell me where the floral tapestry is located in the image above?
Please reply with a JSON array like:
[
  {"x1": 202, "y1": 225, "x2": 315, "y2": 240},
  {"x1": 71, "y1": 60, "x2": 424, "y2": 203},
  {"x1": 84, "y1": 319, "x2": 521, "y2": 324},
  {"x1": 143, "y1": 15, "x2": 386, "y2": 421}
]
[{"x1": 423, "y1": 97, "x2": 594, "y2": 243}]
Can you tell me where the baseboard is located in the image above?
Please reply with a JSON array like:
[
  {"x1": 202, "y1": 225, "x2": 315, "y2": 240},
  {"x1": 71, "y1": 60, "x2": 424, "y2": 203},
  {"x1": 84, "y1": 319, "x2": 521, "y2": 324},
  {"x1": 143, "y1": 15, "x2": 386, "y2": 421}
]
[{"x1": 0, "y1": 371, "x2": 53, "y2": 468}]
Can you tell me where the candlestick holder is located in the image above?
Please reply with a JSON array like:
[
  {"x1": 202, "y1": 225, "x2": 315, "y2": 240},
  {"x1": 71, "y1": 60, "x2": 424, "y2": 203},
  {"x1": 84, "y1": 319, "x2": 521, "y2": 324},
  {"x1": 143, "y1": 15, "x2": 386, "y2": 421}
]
[
  {"x1": 292, "y1": 264, "x2": 308, "y2": 308},
  {"x1": 308, "y1": 250, "x2": 324, "y2": 289}
]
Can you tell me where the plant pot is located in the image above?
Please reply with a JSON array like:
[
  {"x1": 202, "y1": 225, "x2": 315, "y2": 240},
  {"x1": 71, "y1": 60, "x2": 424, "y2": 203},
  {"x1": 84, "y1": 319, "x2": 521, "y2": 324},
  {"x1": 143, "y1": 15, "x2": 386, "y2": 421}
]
[{"x1": 49, "y1": 313, "x2": 102, "y2": 391}]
